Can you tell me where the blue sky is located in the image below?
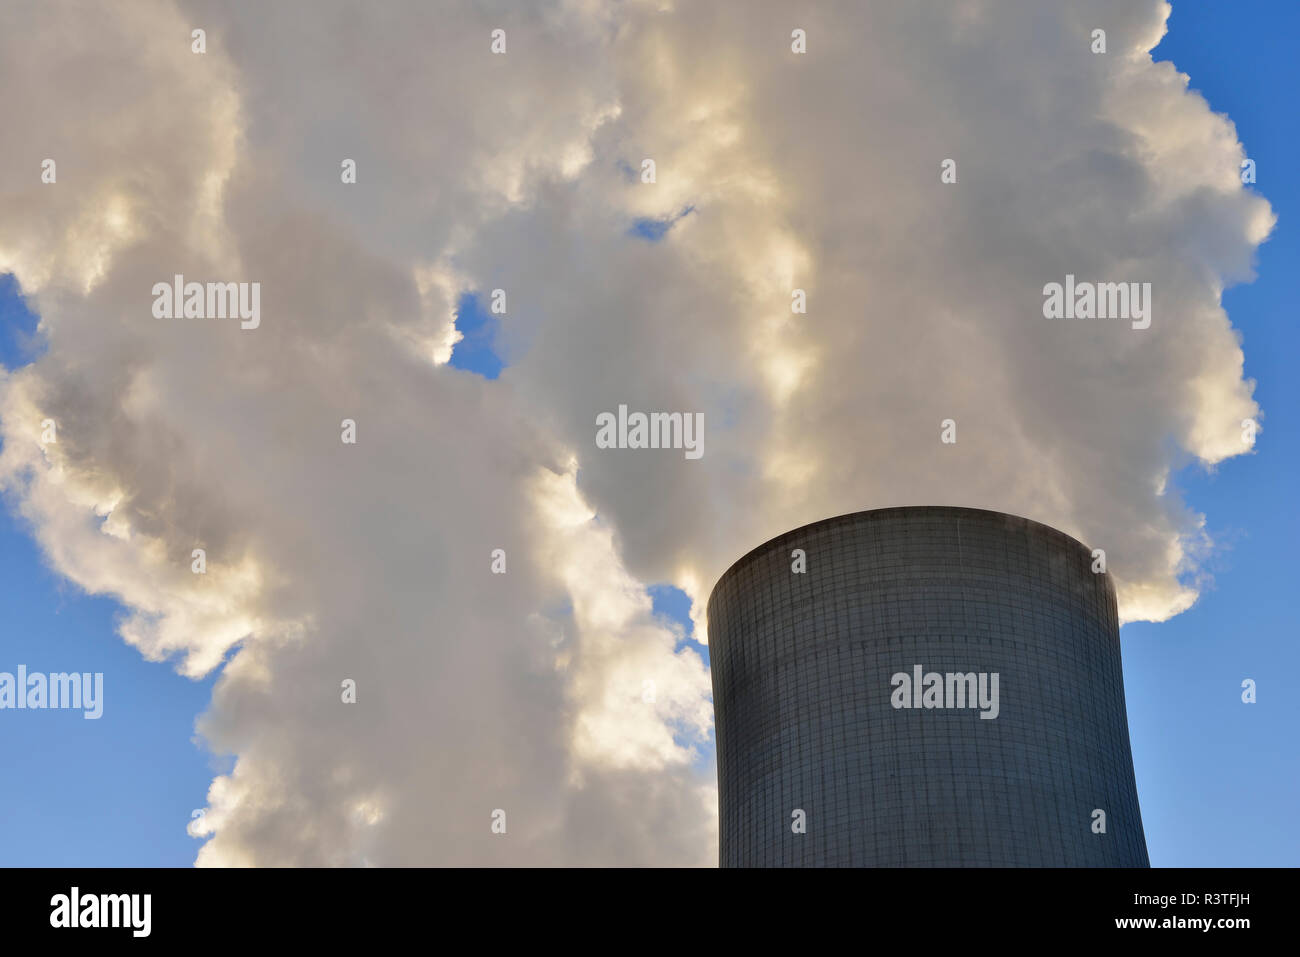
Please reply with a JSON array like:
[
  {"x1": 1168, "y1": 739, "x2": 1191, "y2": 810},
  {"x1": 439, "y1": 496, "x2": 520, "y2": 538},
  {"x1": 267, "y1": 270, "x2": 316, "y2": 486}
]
[
  {"x1": 0, "y1": 276, "x2": 221, "y2": 866},
  {"x1": 1, "y1": 1, "x2": 1296, "y2": 866},
  {"x1": 448, "y1": 292, "x2": 505, "y2": 380},
  {"x1": 1121, "y1": 2, "x2": 1300, "y2": 866}
]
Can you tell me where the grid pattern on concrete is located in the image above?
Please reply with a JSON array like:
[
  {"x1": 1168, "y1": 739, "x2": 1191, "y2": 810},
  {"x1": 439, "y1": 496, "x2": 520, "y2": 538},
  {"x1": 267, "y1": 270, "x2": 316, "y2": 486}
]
[{"x1": 707, "y1": 507, "x2": 1149, "y2": 867}]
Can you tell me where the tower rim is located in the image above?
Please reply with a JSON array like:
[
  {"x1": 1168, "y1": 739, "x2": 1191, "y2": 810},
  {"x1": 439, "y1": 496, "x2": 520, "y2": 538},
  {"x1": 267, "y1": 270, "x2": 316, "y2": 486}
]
[{"x1": 708, "y1": 505, "x2": 1098, "y2": 609}]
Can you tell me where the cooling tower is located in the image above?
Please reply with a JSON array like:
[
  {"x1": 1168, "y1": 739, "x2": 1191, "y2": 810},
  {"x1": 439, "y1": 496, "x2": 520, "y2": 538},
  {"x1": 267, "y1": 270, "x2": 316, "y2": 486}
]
[{"x1": 707, "y1": 506, "x2": 1149, "y2": 867}]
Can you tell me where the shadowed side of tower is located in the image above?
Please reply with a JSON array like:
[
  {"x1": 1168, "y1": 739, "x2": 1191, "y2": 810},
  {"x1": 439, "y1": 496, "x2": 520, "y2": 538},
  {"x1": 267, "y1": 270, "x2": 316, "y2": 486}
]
[{"x1": 707, "y1": 506, "x2": 1149, "y2": 867}]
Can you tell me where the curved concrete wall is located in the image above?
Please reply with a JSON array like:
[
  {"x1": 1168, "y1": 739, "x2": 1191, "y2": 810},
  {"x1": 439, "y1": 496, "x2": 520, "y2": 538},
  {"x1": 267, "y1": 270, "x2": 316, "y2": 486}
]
[{"x1": 707, "y1": 506, "x2": 1149, "y2": 867}]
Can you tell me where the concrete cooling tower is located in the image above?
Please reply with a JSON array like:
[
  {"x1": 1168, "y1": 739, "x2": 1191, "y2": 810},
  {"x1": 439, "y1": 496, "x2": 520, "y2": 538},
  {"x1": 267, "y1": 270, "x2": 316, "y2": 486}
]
[{"x1": 707, "y1": 506, "x2": 1149, "y2": 867}]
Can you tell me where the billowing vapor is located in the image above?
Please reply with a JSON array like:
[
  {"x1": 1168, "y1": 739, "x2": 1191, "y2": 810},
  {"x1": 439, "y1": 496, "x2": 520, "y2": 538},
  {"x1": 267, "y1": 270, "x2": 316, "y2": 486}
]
[{"x1": 0, "y1": 0, "x2": 1270, "y2": 864}]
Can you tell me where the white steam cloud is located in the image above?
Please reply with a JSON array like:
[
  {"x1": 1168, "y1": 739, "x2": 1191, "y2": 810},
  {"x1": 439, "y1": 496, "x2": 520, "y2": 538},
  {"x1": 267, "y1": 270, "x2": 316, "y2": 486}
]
[{"x1": 0, "y1": 0, "x2": 1271, "y2": 864}]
